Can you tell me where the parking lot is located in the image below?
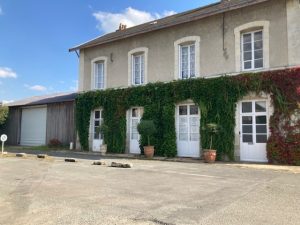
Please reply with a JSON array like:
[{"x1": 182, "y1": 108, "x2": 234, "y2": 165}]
[{"x1": 0, "y1": 154, "x2": 299, "y2": 225}]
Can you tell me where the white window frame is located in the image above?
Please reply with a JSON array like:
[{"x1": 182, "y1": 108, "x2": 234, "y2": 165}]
[
  {"x1": 128, "y1": 47, "x2": 148, "y2": 86},
  {"x1": 174, "y1": 36, "x2": 200, "y2": 80},
  {"x1": 132, "y1": 53, "x2": 145, "y2": 85},
  {"x1": 234, "y1": 21, "x2": 270, "y2": 72},
  {"x1": 91, "y1": 56, "x2": 107, "y2": 90},
  {"x1": 91, "y1": 108, "x2": 103, "y2": 141},
  {"x1": 239, "y1": 100, "x2": 269, "y2": 144},
  {"x1": 179, "y1": 43, "x2": 196, "y2": 79},
  {"x1": 241, "y1": 30, "x2": 264, "y2": 71}
]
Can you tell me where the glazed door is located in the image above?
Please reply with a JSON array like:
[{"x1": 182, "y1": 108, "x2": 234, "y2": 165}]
[
  {"x1": 240, "y1": 101, "x2": 268, "y2": 162},
  {"x1": 129, "y1": 108, "x2": 143, "y2": 154},
  {"x1": 176, "y1": 104, "x2": 200, "y2": 157},
  {"x1": 92, "y1": 109, "x2": 103, "y2": 152}
]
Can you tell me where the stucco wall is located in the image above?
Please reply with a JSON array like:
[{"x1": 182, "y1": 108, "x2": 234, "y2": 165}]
[
  {"x1": 79, "y1": 0, "x2": 288, "y2": 91},
  {"x1": 286, "y1": 0, "x2": 300, "y2": 66}
]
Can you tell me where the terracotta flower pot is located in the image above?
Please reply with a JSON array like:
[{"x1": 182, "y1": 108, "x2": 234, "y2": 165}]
[
  {"x1": 143, "y1": 146, "x2": 154, "y2": 158},
  {"x1": 203, "y1": 149, "x2": 217, "y2": 163}
]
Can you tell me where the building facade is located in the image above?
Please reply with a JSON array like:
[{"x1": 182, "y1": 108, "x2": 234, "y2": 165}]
[{"x1": 71, "y1": 0, "x2": 300, "y2": 162}]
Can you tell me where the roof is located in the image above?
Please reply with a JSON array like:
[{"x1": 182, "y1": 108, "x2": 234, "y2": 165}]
[
  {"x1": 69, "y1": 0, "x2": 269, "y2": 52},
  {"x1": 6, "y1": 92, "x2": 77, "y2": 107}
]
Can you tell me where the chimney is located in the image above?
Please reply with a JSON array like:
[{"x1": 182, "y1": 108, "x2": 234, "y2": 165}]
[{"x1": 118, "y1": 23, "x2": 127, "y2": 31}]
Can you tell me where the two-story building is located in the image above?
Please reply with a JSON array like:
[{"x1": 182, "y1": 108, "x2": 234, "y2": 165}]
[{"x1": 70, "y1": 0, "x2": 300, "y2": 162}]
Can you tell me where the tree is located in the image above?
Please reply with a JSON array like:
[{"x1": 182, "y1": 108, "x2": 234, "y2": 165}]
[{"x1": 0, "y1": 105, "x2": 9, "y2": 127}]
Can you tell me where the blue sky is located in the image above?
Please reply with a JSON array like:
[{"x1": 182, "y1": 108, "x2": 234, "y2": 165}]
[{"x1": 0, "y1": 0, "x2": 217, "y2": 102}]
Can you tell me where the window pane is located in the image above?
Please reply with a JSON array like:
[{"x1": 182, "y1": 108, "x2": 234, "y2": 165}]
[
  {"x1": 242, "y1": 125, "x2": 253, "y2": 133},
  {"x1": 243, "y1": 134, "x2": 253, "y2": 143},
  {"x1": 244, "y1": 51, "x2": 252, "y2": 61},
  {"x1": 179, "y1": 106, "x2": 188, "y2": 115},
  {"x1": 256, "y1": 135, "x2": 267, "y2": 143},
  {"x1": 181, "y1": 46, "x2": 189, "y2": 79},
  {"x1": 243, "y1": 33, "x2": 252, "y2": 43},
  {"x1": 94, "y1": 120, "x2": 100, "y2": 127},
  {"x1": 256, "y1": 116, "x2": 267, "y2": 124},
  {"x1": 133, "y1": 55, "x2": 141, "y2": 84},
  {"x1": 255, "y1": 59, "x2": 263, "y2": 68},
  {"x1": 254, "y1": 40, "x2": 263, "y2": 50},
  {"x1": 179, "y1": 133, "x2": 188, "y2": 141},
  {"x1": 190, "y1": 133, "x2": 199, "y2": 141},
  {"x1": 254, "y1": 31, "x2": 263, "y2": 41},
  {"x1": 190, "y1": 125, "x2": 199, "y2": 134},
  {"x1": 132, "y1": 108, "x2": 138, "y2": 117},
  {"x1": 179, "y1": 125, "x2": 188, "y2": 133},
  {"x1": 254, "y1": 50, "x2": 263, "y2": 60},
  {"x1": 190, "y1": 105, "x2": 199, "y2": 115},
  {"x1": 242, "y1": 102, "x2": 252, "y2": 113},
  {"x1": 244, "y1": 61, "x2": 252, "y2": 70},
  {"x1": 190, "y1": 45, "x2": 195, "y2": 78},
  {"x1": 242, "y1": 116, "x2": 252, "y2": 125},
  {"x1": 95, "y1": 62, "x2": 104, "y2": 89},
  {"x1": 255, "y1": 101, "x2": 266, "y2": 112},
  {"x1": 131, "y1": 133, "x2": 138, "y2": 140},
  {"x1": 189, "y1": 117, "x2": 199, "y2": 126},
  {"x1": 95, "y1": 111, "x2": 100, "y2": 119},
  {"x1": 131, "y1": 118, "x2": 139, "y2": 140},
  {"x1": 243, "y1": 43, "x2": 252, "y2": 51},
  {"x1": 94, "y1": 132, "x2": 100, "y2": 139},
  {"x1": 256, "y1": 125, "x2": 267, "y2": 133},
  {"x1": 141, "y1": 55, "x2": 144, "y2": 84}
]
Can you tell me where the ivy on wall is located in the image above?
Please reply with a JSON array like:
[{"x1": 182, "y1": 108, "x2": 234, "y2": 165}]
[{"x1": 76, "y1": 68, "x2": 300, "y2": 164}]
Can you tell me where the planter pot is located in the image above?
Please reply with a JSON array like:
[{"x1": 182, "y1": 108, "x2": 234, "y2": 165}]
[
  {"x1": 100, "y1": 144, "x2": 107, "y2": 156},
  {"x1": 143, "y1": 146, "x2": 155, "y2": 158},
  {"x1": 203, "y1": 149, "x2": 217, "y2": 163}
]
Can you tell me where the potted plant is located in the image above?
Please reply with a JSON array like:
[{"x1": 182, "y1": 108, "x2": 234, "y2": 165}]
[
  {"x1": 96, "y1": 124, "x2": 109, "y2": 155},
  {"x1": 137, "y1": 120, "x2": 156, "y2": 158},
  {"x1": 203, "y1": 123, "x2": 219, "y2": 163}
]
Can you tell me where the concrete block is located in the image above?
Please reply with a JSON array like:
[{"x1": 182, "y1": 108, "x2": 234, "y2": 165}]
[
  {"x1": 16, "y1": 153, "x2": 27, "y2": 157},
  {"x1": 65, "y1": 158, "x2": 76, "y2": 162}
]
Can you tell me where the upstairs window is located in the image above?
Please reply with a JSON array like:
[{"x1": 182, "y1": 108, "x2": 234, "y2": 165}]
[
  {"x1": 180, "y1": 43, "x2": 196, "y2": 79},
  {"x1": 94, "y1": 61, "x2": 105, "y2": 89},
  {"x1": 128, "y1": 47, "x2": 148, "y2": 86},
  {"x1": 241, "y1": 30, "x2": 263, "y2": 71},
  {"x1": 132, "y1": 53, "x2": 145, "y2": 85},
  {"x1": 174, "y1": 36, "x2": 200, "y2": 80},
  {"x1": 91, "y1": 56, "x2": 107, "y2": 90}
]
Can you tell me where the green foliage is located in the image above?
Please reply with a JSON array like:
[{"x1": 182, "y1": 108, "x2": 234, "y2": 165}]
[
  {"x1": 0, "y1": 106, "x2": 8, "y2": 126},
  {"x1": 75, "y1": 68, "x2": 300, "y2": 163},
  {"x1": 202, "y1": 123, "x2": 220, "y2": 150},
  {"x1": 137, "y1": 120, "x2": 156, "y2": 146}
]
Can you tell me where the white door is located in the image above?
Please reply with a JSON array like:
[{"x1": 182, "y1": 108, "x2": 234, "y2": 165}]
[
  {"x1": 240, "y1": 100, "x2": 268, "y2": 162},
  {"x1": 129, "y1": 108, "x2": 143, "y2": 154},
  {"x1": 176, "y1": 104, "x2": 200, "y2": 157},
  {"x1": 92, "y1": 109, "x2": 103, "y2": 152},
  {"x1": 20, "y1": 107, "x2": 47, "y2": 146}
]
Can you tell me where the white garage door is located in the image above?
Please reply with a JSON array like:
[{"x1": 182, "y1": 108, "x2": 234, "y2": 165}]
[{"x1": 20, "y1": 107, "x2": 47, "y2": 146}]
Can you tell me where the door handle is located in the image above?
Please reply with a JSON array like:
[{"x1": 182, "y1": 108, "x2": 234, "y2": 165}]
[{"x1": 248, "y1": 142, "x2": 254, "y2": 145}]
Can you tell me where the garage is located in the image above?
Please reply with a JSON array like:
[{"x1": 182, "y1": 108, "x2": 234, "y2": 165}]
[
  {"x1": 20, "y1": 106, "x2": 47, "y2": 146},
  {"x1": 2, "y1": 92, "x2": 77, "y2": 147}
]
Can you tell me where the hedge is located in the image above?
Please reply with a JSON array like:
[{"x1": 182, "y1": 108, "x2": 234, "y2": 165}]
[{"x1": 76, "y1": 68, "x2": 300, "y2": 164}]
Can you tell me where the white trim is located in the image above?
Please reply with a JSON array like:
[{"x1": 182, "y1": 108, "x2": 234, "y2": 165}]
[
  {"x1": 241, "y1": 30, "x2": 264, "y2": 71},
  {"x1": 91, "y1": 56, "x2": 108, "y2": 90},
  {"x1": 128, "y1": 47, "x2": 148, "y2": 86},
  {"x1": 174, "y1": 36, "x2": 201, "y2": 80},
  {"x1": 234, "y1": 21, "x2": 270, "y2": 72}
]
